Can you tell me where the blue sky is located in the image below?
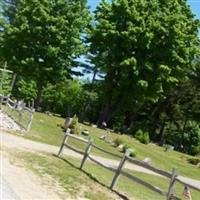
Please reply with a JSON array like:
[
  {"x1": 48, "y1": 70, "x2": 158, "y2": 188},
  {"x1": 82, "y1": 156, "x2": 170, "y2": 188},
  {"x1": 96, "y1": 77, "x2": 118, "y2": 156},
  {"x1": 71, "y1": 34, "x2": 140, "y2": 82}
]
[
  {"x1": 188, "y1": 0, "x2": 200, "y2": 19},
  {"x1": 87, "y1": 0, "x2": 200, "y2": 19}
]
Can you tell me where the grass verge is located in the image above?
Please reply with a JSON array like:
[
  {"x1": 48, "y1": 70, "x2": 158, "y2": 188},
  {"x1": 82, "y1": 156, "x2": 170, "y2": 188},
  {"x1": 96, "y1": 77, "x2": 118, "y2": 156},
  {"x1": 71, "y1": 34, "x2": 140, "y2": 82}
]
[
  {"x1": 9, "y1": 111, "x2": 200, "y2": 181},
  {"x1": 6, "y1": 148, "x2": 200, "y2": 200}
]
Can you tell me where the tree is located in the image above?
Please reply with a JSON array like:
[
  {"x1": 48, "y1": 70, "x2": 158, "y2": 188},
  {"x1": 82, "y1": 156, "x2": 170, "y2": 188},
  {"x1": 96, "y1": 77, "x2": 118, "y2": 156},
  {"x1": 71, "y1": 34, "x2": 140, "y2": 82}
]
[
  {"x1": 89, "y1": 0, "x2": 200, "y2": 125},
  {"x1": 1, "y1": 0, "x2": 90, "y2": 106},
  {"x1": 42, "y1": 79, "x2": 83, "y2": 116},
  {"x1": 14, "y1": 78, "x2": 37, "y2": 102}
]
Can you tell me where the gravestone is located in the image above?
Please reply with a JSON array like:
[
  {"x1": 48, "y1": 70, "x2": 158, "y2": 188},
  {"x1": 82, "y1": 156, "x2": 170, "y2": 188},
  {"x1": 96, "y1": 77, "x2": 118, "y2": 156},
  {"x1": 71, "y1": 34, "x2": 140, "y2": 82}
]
[{"x1": 63, "y1": 117, "x2": 73, "y2": 129}]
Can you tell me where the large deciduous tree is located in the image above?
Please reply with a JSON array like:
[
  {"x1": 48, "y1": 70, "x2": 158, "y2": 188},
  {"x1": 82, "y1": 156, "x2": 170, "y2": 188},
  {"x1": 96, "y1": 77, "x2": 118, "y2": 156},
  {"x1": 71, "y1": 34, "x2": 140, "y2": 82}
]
[
  {"x1": 1, "y1": 0, "x2": 90, "y2": 106},
  {"x1": 89, "y1": 0, "x2": 200, "y2": 125}
]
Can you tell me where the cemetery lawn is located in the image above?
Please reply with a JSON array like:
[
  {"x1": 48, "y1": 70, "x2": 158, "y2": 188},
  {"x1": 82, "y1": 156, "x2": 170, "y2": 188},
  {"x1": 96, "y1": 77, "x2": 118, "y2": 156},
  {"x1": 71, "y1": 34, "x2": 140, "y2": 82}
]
[
  {"x1": 14, "y1": 111, "x2": 200, "y2": 181},
  {"x1": 8, "y1": 149, "x2": 200, "y2": 200}
]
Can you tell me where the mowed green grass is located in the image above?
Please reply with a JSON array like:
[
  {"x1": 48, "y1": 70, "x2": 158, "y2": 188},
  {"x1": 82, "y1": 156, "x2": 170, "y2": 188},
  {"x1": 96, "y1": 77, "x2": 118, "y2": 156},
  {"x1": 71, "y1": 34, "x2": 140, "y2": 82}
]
[
  {"x1": 8, "y1": 149, "x2": 200, "y2": 200},
  {"x1": 19, "y1": 112, "x2": 200, "y2": 181}
]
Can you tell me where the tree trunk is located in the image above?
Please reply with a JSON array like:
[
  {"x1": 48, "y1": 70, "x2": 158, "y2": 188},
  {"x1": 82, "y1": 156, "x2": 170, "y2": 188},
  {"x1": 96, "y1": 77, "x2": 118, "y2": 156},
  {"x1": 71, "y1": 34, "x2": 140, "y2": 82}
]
[
  {"x1": 159, "y1": 122, "x2": 166, "y2": 146},
  {"x1": 97, "y1": 69, "x2": 116, "y2": 126},
  {"x1": 35, "y1": 82, "x2": 43, "y2": 110},
  {"x1": 149, "y1": 106, "x2": 161, "y2": 141},
  {"x1": 97, "y1": 103, "x2": 112, "y2": 126}
]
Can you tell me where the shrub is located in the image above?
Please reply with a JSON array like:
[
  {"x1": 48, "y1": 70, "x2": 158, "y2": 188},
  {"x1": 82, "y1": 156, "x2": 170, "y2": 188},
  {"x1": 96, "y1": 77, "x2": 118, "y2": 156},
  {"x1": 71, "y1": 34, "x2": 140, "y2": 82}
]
[
  {"x1": 122, "y1": 144, "x2": 130, "y2": 153},
  {"x1": 69, "y1": 115, "x2": 80, "y2": 135},
  {"x1": 135, "y1": 129, "x2": 150, "y2": 144},
  {"x1": 183, "y1": 121, "x2": 200, "y2": 156},
  {"x1": 188, "y1": 158, "x2": 200, "y2": 165},
  {"x1": 15, "y1": 79, "x2": 37, "y2": 102},
  {"x1": 122, "y1": 144, "x2": 136, "y2": 157},
  {"x1": 190, "y1": 146, "x2": 200, "y2": 156},
  {"x1": 113, "y1": 137, "x2": 124, "y2": 147},
  {"x1": 130, "y1": 150, "x2": 136, "y2": 157},
  {"x1": 164, "y1": 144, "x2": 173, "y2": 152},
  {"x1": 113, "y1": 116, "x2": 125, "y2": 132}
]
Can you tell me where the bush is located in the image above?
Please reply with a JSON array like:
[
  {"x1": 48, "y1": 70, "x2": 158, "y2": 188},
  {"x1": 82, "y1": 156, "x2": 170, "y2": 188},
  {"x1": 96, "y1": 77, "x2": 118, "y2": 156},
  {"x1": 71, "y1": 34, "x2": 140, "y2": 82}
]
[
  {"x1": 190, "y1": 146, "x2": 200, "y2": 156},
  {"x1": 122, "y1": 144, "x2": 136, "y2": 157},
  {"x1": 188, "y1": 157, "x2": 200, "y2": 165},
  {"x1": 15, "y1": 78, "x2": 37, "y2": 102},
  {"x1": 42, "y1": 80, "x2": 83, "y2": 116},
  {"x1": 135, "y1": 129, "x2": 150, "y2": 144},
  {"x1": 69, "y1": 115, "x2": 80, "y2": 135},
  {"x1": 122, "y1": 144, "x2": 130, "y2": 153},
  {"x1": 113, "y1": 137, "x2": 124, "y2": 147},
  {"x1": 183, "y1": 121, "x2": 200, "y2": 156},
  {"x1": 113, "y1": 116, "x2": 125, "y2": 132},
  {"x1": 0, "y1": 71, "x2": 13, "y2": 96},
  {"x1": 164, "y1": 144, "x2": 173, "y2": 152},
  {"x1": 130, "y1": 150, "x2": 136, "y2": 157}
]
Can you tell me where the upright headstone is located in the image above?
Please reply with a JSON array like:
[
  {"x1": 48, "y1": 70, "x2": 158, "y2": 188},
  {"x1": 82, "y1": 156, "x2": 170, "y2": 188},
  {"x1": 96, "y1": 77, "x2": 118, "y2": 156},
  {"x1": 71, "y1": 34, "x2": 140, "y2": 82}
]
[{"x1": 63, "y1": 117, "x2": 73, "y2": 129}]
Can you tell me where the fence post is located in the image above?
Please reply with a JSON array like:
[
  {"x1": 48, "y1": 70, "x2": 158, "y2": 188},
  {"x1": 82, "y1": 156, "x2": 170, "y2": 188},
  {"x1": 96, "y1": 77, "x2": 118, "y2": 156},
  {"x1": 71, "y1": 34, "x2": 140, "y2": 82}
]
[
  {"x1": 26, "y1": 108, "x2": 35, "y2": 131},
  {"x1": 57, "y1": 128, "x2": 71, "y2": 157},
  {"x1": 80, "y1": 137, "x2": 93, "y2": 170},
  {"x1": 167, "y1": 168, "x2": 178, "y2": 200},
  {"x1": 110, "y1": 149, "x2": 131, "y2": 190},
  {"x1": 19, "y1": 110, "x2": 23, "y2": 123}
]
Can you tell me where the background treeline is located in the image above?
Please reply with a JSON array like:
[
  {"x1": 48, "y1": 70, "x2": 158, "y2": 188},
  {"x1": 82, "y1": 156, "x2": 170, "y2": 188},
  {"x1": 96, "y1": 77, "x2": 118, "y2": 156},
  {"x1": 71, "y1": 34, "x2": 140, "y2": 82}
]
[{"x1": 0, "y1": 0, "x2": 200, "y2": 156}]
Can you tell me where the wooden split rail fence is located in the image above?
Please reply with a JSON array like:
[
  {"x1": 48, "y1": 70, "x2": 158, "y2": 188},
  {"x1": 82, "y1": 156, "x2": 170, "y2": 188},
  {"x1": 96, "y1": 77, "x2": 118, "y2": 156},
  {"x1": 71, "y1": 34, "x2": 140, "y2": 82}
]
[
  {"x1": 0, "y1": 95, "x2": 35, "y2": 131},
  {"x1": 58, "y1": 129, "x2": 200, "y2": 200}
]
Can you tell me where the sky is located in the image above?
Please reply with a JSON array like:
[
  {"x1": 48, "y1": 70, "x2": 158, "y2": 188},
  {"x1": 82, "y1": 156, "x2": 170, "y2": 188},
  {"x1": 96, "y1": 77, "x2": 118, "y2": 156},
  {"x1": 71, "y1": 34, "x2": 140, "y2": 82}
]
[
  {"x1": 87, "y1": 0, "x2": 200, "y2": 19},
  {"x1": 187, "y1": 0, "x2": 200, "y2": 19}
]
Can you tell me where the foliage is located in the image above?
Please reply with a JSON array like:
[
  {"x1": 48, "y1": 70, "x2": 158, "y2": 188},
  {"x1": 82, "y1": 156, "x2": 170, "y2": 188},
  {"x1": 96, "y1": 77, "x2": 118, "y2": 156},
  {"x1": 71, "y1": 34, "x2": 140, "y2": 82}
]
[
  {"x1": 86, "y1": 0, "x2": 200, "y2": 155},
  {"x1": 129, "y1": 150, "x2": 136, "y2": 158},
  {"x1": 42, "y1": 79, "x2": 82, "y2": 116},
  {"x1": 78, "y1": 86, "x2": 100, "y2": 123},
  {"x1": 42, "y1": 79, "x2": 100, "y2": 121},
  {"x1": 89, "y1": 0, "x2": 200, "y2": 125},
  {"x1": 113, "y1": 137, "x2": 124, "y2": 147},
  {"x1": 121, "y1": 144, "x2": 136, "y2": 157},
  {"x1": 0, "y1": 69, "x2": 12, "y2": 95},
  {"x1": 15, "y1": 78, "x2": 37, "y2": 102},
  {"x1": 163, "y1": 144, "x2": 173, "y2": 152},
  {"x1": 190, "y1": 146, "x2": 200, "y2": 157},
  {"x1": 112, "y1": 116, "x2": 126, "y2": 133},
  {"x1": 135, "y1": 129, "x2": 150, "y2": 144},
  {"x1": 182, "y1": 121, "x2": 200, "y2": 155},
  {"x1": 0, "y1": 0, "x2": 200, "y2": 157},
  {"x1": 69, "y1": 114, "x2": 80, "y2": 135},
  {"x1": 187, "y1": 157, "x2": 200, "y2": 166},
  {"x1": 1, "y1": 0, "x2": 91, "y2": 105},
  {"x1": 122, "y1": 144, "x2": 129, "y2": 153}
]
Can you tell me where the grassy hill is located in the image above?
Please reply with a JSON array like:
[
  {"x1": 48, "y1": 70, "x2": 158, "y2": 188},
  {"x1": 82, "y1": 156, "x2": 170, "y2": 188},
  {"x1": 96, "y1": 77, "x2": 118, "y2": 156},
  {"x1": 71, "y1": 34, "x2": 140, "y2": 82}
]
[{"x1": 11, "y1": 111, "x2": 200, "y2": 200}]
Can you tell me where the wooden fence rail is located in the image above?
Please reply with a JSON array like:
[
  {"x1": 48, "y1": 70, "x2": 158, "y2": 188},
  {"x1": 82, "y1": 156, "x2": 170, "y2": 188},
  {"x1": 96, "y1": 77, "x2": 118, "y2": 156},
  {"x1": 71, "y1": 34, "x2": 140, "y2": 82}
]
[
  {"x1": 126, "y1": 156, "x2": 172, "y2": 178},
  {"x1": 0, "y1": 96, "x2": 35, "y2": 131},
  {"x1": 58, "y1": 129, "x2": 200, "y2": 200},
  {"x1": 92, "y1": 143, "x2": 122, "y2": 159}
]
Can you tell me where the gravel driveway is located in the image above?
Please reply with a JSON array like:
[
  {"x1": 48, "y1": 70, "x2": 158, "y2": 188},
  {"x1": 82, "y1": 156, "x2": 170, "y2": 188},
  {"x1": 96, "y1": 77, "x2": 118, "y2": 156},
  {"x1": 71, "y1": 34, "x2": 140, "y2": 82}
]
[{"x1": 1, "y1": 131, "x2": 200, "y2": 192}]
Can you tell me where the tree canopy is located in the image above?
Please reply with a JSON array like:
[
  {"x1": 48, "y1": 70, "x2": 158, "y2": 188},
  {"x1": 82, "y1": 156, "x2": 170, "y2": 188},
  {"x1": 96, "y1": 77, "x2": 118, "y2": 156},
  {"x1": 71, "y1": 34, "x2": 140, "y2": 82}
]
[
  {"x1": 1, "y1": 0, "x2": 90, "y2": 104},
  {"x1": 89, "y1": 0, "x2": 200, "y2": 123}
]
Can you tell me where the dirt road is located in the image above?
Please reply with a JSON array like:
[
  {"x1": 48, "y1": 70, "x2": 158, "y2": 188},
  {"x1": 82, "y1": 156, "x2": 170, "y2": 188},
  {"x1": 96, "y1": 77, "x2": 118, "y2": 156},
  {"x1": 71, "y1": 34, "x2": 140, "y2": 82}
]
[{"x1": 1, "y1": 131, "x2": 200, "y2": 191}]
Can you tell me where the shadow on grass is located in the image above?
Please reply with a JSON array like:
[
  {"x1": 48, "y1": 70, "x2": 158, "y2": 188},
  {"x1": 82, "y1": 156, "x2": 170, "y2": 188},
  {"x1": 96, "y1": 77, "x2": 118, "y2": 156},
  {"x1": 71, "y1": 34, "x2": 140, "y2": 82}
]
[{"x1": 52, "y1": 153, "x2": 130, "y2": 200}]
